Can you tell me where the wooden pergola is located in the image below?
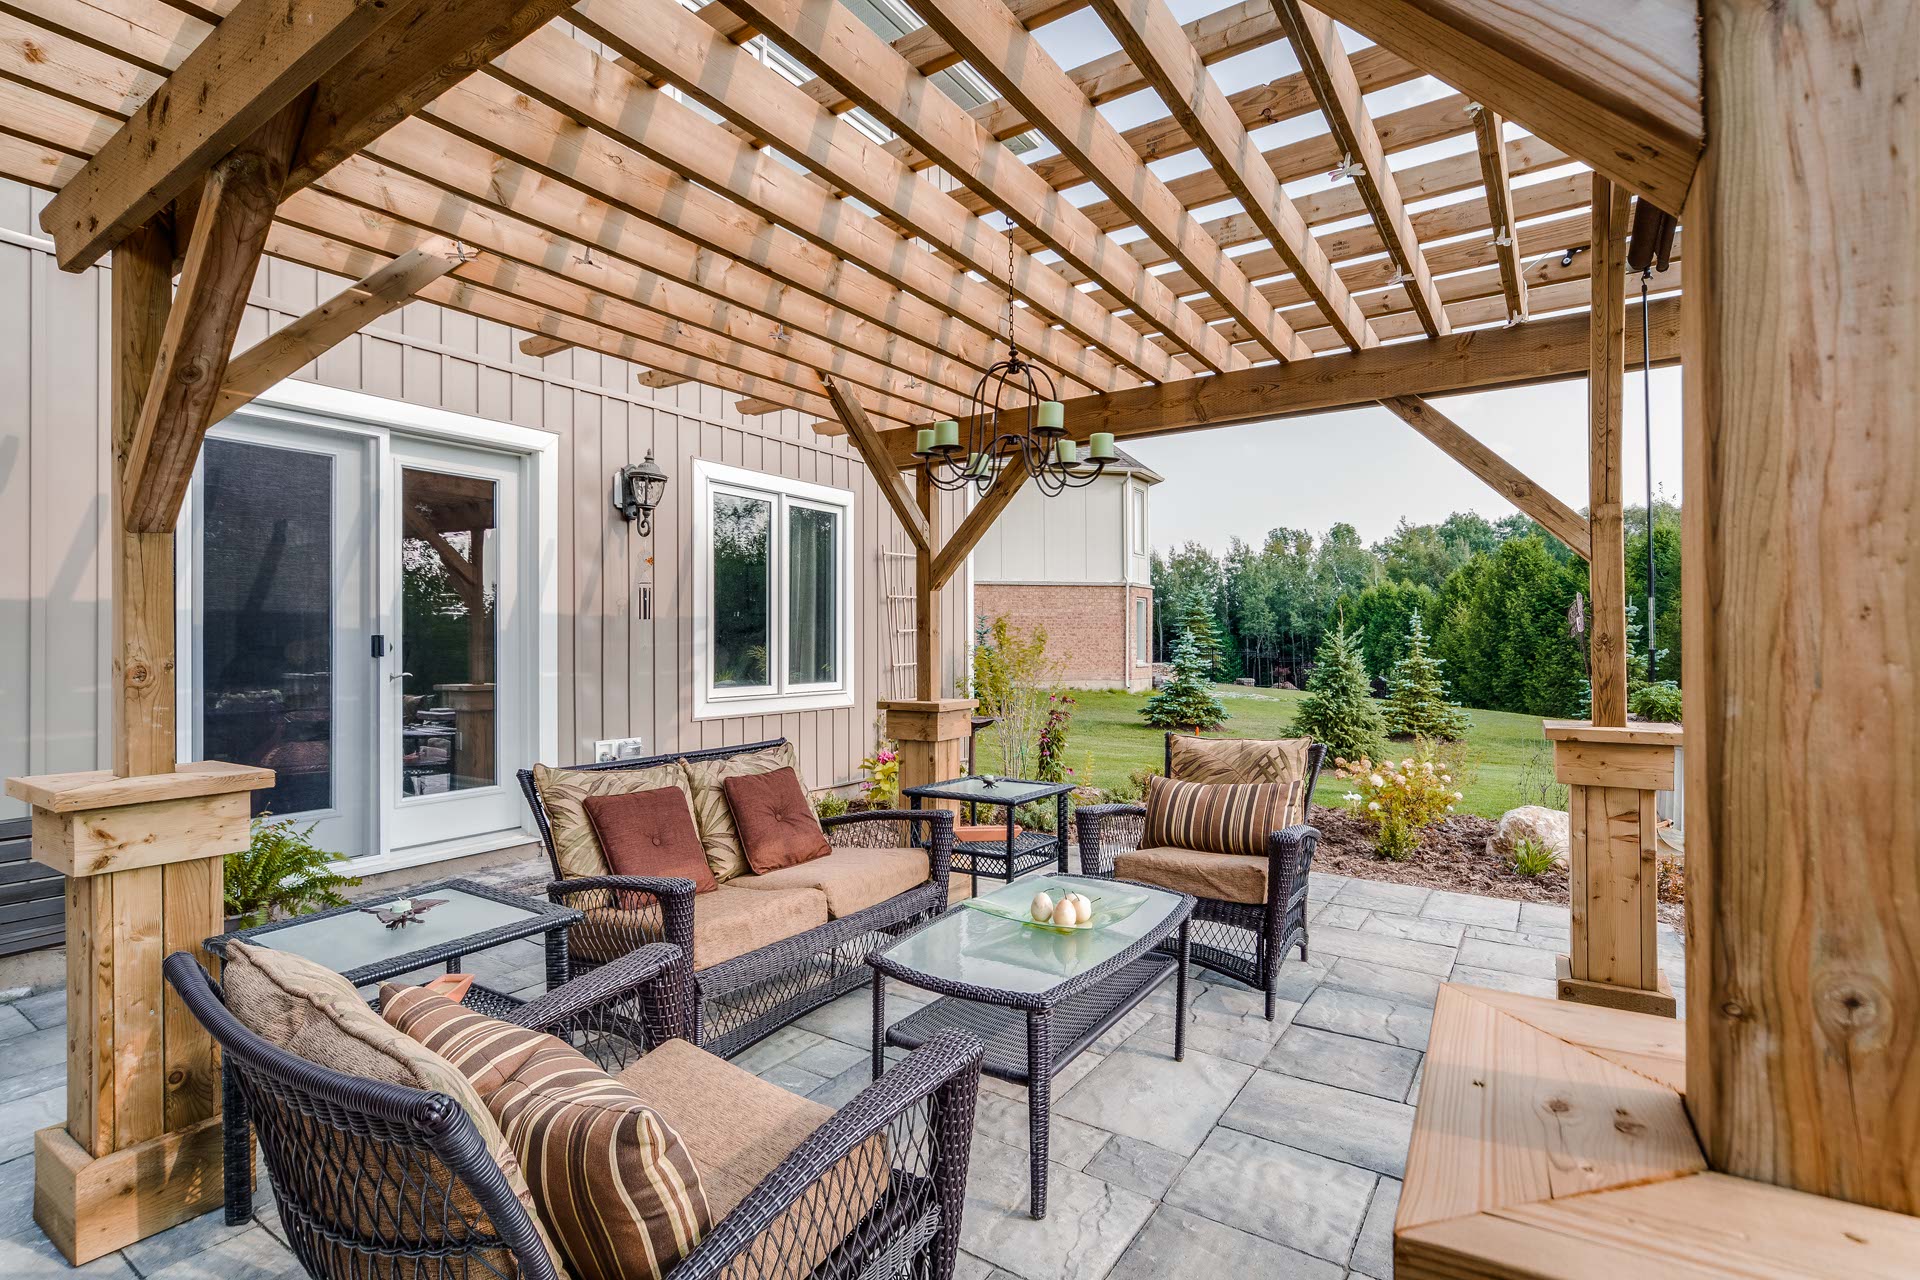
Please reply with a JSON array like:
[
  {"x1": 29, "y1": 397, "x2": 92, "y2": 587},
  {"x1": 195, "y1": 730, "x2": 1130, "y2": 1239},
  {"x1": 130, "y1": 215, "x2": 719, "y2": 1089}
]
[{"x1": 1, "y1": 0, "x2": 1915, "y2": 1272}]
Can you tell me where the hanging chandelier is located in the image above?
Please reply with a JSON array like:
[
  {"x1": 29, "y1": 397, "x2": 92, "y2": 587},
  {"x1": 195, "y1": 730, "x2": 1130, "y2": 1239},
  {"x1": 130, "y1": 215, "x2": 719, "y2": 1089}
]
[{"x1": 914, "y1": 224, "x2": 1118, "y2": 496}]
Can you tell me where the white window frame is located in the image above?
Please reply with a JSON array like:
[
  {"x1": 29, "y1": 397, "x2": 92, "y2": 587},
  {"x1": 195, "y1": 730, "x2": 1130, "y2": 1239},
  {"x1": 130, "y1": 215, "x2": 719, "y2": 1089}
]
[
  {"x1": 1135, "y1": 596, "x2": 1151, "y2": 665},
  {"x1": 693, "y1": 460, "x2": 856, "y2": 719}
]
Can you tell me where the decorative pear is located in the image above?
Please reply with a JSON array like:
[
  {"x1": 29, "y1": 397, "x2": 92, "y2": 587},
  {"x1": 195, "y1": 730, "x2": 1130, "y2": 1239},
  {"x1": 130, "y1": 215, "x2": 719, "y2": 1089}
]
[
  {"x1": 1030, "y1": 891, "x2": 1055, "y2": 923},
  {"x1": 1051, "y1": 898, "x2": 1078, "y2": 927},
  {"x1": 1070, "y1": 894, "x2": 1093, "y2": 925}
]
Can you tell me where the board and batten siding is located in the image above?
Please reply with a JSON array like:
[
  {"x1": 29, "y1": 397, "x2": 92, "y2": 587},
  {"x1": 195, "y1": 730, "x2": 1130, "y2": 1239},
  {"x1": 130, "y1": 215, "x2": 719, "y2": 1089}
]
[{"x1": 0, "y1": 177, "x2": 973, "y2": 837}]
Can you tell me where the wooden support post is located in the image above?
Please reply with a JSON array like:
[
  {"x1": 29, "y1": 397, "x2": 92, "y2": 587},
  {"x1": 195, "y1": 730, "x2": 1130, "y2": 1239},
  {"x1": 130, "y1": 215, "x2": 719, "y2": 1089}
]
[
  {"x1": 1546, "y1": 720, "x2": 1679, "y2": 1017},
  {"x1": 1683, "y1": 0, "x2": 1920, "y2": 1216},
  {"x1": 1586, "y1": 173, "x2": 1630, "y2": 727}
]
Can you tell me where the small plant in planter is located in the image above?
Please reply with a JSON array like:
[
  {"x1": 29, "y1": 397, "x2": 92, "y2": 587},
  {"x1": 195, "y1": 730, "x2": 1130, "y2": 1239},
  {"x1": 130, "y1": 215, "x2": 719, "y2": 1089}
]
[
  {"x1": 859, "y1": 745, "x2": 900, "y2": 808},
  {"x1": 1333, "y1": 741, "x2": 1465, "y2": 862},
  {"x1": 225, "y1": 814, "x2": 359, "y2": 929}
]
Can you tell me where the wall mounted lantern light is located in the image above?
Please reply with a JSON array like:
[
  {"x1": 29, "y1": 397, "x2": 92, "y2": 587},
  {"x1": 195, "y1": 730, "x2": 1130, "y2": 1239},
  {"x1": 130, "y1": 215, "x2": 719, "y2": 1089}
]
[{"x1": 612, "y1": 450, "x2": 668, "y2": 536}]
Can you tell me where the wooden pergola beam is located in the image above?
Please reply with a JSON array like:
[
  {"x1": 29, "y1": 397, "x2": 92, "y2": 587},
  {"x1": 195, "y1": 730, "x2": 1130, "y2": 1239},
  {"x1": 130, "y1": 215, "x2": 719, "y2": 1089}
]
[
  {"x1": 826, "y1": 381, "x2": 932, "y2": 556},
  {"x1": 909, "y1": 0, "x2": 1303, "y2": 367},
  {"x1": 121, "y1": 99, "x2": 304, "y2": 533},
  {"x1": 211, "y1": 241, "x2": 460, "y2": 427},
  {"x1": 837, "y1": 295, "x2": 1682, "y2": 467},
  {"x1": 1380, "y1": 396, "x2": 1589, "y2": 559},
  {"x1": 1586, "y1": 173, "x2": 1632, "y2": 726},
  {"x1": 36, "y1": 0, "x2": 399, "y2": 270},
  {"x1": 637, "y1": 371, "x2": 692, "y2": 391},
  {"x1": 1272, "y1": 0, "x2": 1448, "y2": 340},
  {"x1": 1471, "y1": 105, "x2": 1529, "y2": 324},
  {"x1": 1089, "y1": 0, "x2": 1370, "y2": 353},
  {"x1": 1308, "y1": 0, "x2": 1702, "y2": 212}
]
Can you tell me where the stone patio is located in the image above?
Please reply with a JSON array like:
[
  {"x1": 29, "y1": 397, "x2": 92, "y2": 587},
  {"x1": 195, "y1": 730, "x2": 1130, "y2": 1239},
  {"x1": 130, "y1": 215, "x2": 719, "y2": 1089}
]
[{"x1": 0, "y1": 871, "x2": 1686, "y2": 1280}]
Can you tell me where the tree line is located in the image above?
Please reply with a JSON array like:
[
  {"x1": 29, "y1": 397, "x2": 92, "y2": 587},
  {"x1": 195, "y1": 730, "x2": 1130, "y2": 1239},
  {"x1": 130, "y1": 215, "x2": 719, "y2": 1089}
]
[{"x1": 1148, "y1": 501, "x2": 1681, "y2": 719}]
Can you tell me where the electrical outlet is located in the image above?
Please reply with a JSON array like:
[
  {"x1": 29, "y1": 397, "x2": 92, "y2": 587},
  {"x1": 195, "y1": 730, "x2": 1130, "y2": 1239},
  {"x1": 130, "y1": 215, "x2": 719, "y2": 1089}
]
[{"x1": 593, "y1": 736, "x2": 646, "y2": 762}]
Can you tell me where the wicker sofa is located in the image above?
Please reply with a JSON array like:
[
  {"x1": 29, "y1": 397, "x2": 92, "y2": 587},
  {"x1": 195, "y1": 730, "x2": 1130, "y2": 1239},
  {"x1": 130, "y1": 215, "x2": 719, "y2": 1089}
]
[
  {"x1": 520, "y1": 740, "x2": 955, "y2": 1058},
  {"x1": 166, "y1": 943, "x2": 982, "y2": 1280},
  {"x1": 1075, "y1": 733, "x2": 1326, "y2": 1020}
]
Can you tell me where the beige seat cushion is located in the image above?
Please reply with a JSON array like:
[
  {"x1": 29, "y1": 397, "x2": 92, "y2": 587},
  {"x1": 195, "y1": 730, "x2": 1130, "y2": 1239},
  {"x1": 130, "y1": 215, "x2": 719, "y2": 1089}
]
[
  {"x1": 1114, "y1": 845, "x2": 1271, "y2": 906},
  {"x1": 683, "y1": 743, "x2": 805, "y2": 883},
  {"x1": 573, "y1": 883, "x2": 829, "y2": 969},
  {"x1": 1168, "y1": 734, "x2": 1313, "y2": 792},
  {"x1": 533, "y1": 760, "x2": 694, "y2": 879},
  {"x1": 727, "y1": 846, "x2": 930, "y2": 918},
  {"x1": 619, "y1": 1039, "x2": 888, "y2": 1280},
  {"x1": 221, "y1": 942, "x2": 570, "y2": 1278}
]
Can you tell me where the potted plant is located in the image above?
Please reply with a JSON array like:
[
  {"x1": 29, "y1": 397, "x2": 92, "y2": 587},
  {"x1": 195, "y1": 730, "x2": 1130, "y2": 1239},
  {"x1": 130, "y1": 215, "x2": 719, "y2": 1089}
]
[{"x1": 225, "y1": 814, "x2": 360, "y2": 930}]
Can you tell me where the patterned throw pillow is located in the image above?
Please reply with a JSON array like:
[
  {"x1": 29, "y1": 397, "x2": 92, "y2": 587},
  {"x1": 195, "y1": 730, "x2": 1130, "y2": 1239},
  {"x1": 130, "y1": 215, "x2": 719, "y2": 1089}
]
[
  {"x1": 724, "y1": 766, "x2": 832, "y2": 873},
  {"x1": 533, "y1": 760, "x2": 693, "y2": 879},
  {"x1": 1167, "y1": 734, "x2": 1313, "y2": 789},
  {"x1": 384, "y1": 986, "x2": 712, "y2": 1280},
  {"x1": 1142, "y1": 774, "x2": 1304, "y2": 857},
  {"x1": 682, "y1": 742, "x2": 805, "y2": 882}
]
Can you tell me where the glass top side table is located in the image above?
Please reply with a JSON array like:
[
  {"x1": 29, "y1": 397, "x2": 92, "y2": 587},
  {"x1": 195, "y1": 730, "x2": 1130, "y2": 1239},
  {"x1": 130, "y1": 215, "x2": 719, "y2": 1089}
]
[{"x1": 900, "y1": 774, "x2": 1075, "y2": 893}]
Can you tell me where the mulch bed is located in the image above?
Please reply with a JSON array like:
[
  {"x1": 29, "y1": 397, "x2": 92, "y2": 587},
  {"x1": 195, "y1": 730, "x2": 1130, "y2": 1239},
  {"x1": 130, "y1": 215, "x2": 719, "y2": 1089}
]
[{"x1": 1306, "y1": 804, "x2": 1571, "y2": 906}]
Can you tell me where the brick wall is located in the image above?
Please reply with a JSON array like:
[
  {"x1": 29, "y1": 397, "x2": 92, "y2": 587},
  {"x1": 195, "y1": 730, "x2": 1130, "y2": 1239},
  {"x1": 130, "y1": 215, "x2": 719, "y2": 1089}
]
[{"x1": 975, "y1": 583, "x2": 1153, "y2": 691}]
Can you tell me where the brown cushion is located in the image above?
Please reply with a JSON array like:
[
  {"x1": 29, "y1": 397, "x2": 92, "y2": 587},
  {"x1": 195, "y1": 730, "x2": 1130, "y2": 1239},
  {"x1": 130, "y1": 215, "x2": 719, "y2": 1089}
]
[
  {"x1": 724, "y1": 767, "x2": 832, "y2": 874},
  {"x1": 574, "y1": 883, "x2": 832, "y2": 969},
  {"x1": 534, "y1": 760, "x2": 694, "y2": 879},
  {"x1": 728, "y1": 846, "x2": 930, "y2": 919},
  {"x1": 618, "y1": 1038, "x2": 889, "y2": 1280},
  {"x1": 1143, "y1": 774, "x2": 1301, "y2": 857},
  {"x1": 584, "y1": 786, "x2": 718, "y2": 894},
  {"x1": 1168, "y1": 734, "x2": 1313, "y2": 790},
  {"x1": 683, "y1": 743, "x2": 805, "y2": 882},
  {"x1": 220, "y1": 942, "x2": 568, "y2": 1278},
  {"x1": 1115, "y1": 845, "x2": 1272, "y2": 906},
  {"x1": 383, "y1": 986, "x2": 712, "y2": 1280}
]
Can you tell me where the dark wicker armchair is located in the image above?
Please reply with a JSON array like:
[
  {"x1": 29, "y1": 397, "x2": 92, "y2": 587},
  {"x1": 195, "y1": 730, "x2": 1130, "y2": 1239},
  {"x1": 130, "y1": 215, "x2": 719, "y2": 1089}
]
[
  {"x1": 520, "y1": 740, "x2": 954, "y2": 1059},
  {"x1": 166, "y1": 943, "x2": 983, "y2": 1280},
  {"x1": 1075, "y1": 736, "x2": 1326, "y2": 1020}
]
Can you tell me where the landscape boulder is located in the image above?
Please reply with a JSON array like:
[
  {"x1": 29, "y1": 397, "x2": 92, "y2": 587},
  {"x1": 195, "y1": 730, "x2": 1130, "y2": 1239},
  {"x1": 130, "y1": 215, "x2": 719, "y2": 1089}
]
[{"x1": 1493, "y1": 805, "x2": 1571, "y2": 866}]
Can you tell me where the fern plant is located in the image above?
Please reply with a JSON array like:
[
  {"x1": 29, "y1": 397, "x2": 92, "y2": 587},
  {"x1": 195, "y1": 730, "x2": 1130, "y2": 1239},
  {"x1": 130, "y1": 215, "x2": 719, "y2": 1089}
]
[
  {"x1": 1510, "y1": 837, "x2": 1558, "y2": 878},
  {"x1": 225, "y1": 815, "x2": 359, "y2": 928}
]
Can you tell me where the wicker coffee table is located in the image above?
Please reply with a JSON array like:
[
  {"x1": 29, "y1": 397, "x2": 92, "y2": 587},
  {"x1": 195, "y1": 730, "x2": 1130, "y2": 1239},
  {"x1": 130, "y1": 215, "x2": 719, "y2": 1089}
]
[{"x1": 868, "y1": 874, "x2": 1194, "y2": 1218}]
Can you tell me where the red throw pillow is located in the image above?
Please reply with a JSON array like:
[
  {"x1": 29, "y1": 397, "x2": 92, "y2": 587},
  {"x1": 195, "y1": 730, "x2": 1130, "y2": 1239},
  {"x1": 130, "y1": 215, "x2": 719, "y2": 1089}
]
[
  {"x1": 722, "y1": 766, "x2": 832, "y2": 874},
  {"x1": 582, "y1": 786, "x2": 717, "y2": 894}
]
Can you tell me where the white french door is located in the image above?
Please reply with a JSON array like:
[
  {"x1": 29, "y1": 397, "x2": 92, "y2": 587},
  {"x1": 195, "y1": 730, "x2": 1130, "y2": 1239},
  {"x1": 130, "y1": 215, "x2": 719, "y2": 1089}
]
[{"x1": 183, "y1": 409, "x2": 539, "y2": 863}]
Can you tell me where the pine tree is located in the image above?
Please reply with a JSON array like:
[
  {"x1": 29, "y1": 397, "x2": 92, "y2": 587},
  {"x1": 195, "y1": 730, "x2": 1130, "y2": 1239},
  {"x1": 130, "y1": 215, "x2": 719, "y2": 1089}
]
[
  {"x1": 1178, "y1": 595, "x2": 1225, "y2": 675},
  {"x1": 1142, "y1": 630, "x2": 1228, "y2": 731},
  {"x1": 1382, "y1": 610, "x2": 1471, "y2": 739},
  {"x1": 1291, "y1": 623, "x2": 1384, "y2": 758}
]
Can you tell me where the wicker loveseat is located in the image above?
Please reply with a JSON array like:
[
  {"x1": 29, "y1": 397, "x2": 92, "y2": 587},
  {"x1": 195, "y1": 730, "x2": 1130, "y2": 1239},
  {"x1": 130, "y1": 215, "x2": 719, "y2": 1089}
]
[
  {"x1": 1075, "y1": 733, "x2": 1325, "y2": 1020},
  {"x1": 167, "y1": 943, "x2": 982, "y2": 1280},
  {"x1": 520, "y1": 740, "x2": 955, "y2": 1058}
]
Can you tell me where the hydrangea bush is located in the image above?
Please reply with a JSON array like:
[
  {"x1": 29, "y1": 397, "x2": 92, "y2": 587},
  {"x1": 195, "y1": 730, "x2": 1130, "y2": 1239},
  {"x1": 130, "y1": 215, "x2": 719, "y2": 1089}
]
[{"x1": 1333, "y1": 740, "x2": 1466, "y2": 861}]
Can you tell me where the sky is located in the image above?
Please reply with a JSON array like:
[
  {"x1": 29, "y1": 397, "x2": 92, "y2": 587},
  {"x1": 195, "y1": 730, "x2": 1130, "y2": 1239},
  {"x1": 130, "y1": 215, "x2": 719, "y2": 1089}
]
[{"x1": 1128, "y1": 367, "x2": 1685, "y2": 552}]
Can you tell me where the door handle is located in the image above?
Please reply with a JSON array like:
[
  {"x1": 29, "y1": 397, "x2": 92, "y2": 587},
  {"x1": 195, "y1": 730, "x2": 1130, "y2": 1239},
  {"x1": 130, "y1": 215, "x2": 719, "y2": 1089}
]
[{"x1": 389, "y1": 670, "x2": 414, "y2": 682}]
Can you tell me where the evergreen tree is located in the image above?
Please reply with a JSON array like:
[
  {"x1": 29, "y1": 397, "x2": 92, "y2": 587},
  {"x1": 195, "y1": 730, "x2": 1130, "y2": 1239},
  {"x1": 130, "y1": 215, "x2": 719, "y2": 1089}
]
[
  {"x1": 1290, "y1": 623, "x2": 1384, "y2": 759},
  {"x1": 1178, "y1": 595, "x2": 1226, "y2": 675},
  {"x1": 1382, "y1": 610, "x2": 1471, "y2": 739},
  {"x1": 1142, "y1": 630, "x2": 1228, "y2": 731}
]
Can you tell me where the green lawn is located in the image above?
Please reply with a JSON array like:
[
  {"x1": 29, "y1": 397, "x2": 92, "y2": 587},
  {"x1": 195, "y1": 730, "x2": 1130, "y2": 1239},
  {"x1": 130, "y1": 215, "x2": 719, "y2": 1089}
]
[{"x1": 980, "y1": 684, "x2": 1557, "y2": 820}]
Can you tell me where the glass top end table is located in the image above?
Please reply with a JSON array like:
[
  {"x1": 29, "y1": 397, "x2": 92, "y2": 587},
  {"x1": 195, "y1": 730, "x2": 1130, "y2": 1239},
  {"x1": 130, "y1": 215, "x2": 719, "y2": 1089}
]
[
  {"x1": 901, "y1": 774, "x2": 1075, "y2": 892},
  {"x1": 869, "y1": 875, "x2": 1195, "y2": 1218}
]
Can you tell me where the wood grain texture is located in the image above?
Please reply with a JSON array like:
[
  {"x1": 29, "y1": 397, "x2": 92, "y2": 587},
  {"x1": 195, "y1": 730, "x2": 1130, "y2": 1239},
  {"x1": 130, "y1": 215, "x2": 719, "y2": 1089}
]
[
  {"x1": 1311, "y1": 0, "x2": 1702, "y2": 212},
  {"x1": 33, "y1": 1116, "x2": 228, "y2": 1265},
  {"x1": 122, "y1": 96, "x2": 302, "y2": 533},
  {"x1": 827, "y1": 380, "x2": 930, "y2": 555},
  {"x1": 1470, "y1": 105, "x2": 1528, "y2": 323},
  {"x1": 5, "y1": 759, "x2": 275, "y2": 813},
  {"x1": 37, "y1": 0, "x2": 399, "y2": 269},
  {"x1": 161, "y1": 855, "x2": 222, "y2": 1130},
  {"x1": 66, "y1": 872, "x2": 114, "y2": 1157},
  {"x1": 30, "y1": 791, "x2": 249, "y2": 877},
  {"x1": 110, "y1": 863, "x2": 164, "y2": 1149},
  {"x1": 1379, "y1": 395, "x2": 1588, "y2": 558},
  {"x1": 1586, "y1": 174, "x2": 1630, "y2": 726},
  {"x1": 1682, "y1": 0, "x2": 1920, "y2": 1215}
]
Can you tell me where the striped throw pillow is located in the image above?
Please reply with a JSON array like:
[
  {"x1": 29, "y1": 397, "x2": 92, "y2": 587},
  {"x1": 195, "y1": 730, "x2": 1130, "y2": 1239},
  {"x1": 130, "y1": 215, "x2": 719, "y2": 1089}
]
[
  {"x1": 1142, "y1": 775, "x2": 1303, "y2": 857},
  {"x1": 383, "y1": 986, "x2": 712, "y2": 1280}
]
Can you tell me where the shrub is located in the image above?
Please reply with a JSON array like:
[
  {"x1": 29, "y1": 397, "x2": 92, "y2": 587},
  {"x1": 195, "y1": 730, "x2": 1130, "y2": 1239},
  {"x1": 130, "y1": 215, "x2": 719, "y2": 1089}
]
[
  {"x1": 1142, "y1": 629, "x2": 1228, "y2": 731},
  {"x1": 225, "y1": 815, "x2": 359, "y2": 928},
  {"x1": 1333, "y1": 742, "x2": 1464, "y2": 861},
  {"x1": 813, "y1": 791, "x2": 850, "y2": 820},
  {"x1": 1383, "y1": 610, "x2": 1471, "y2": 740},
  {"x1": 859, "y1": 746, "x2": 899, "y2": 808},
  {"x1": 1510, "y1": 837, "x2": 1558, "y2": 877},
  {"x1": 1291, "y1": 622, "x2": 1383, "y2": 758},
  {"x1": 1015, "y1": 800, "x2": 1058, "y2": 833},
  {"x1": 1035, "y1": 693, "x2": 1077, "y2": 782},
  {"x1": 1630, "y1": 679, "x2": 1684, "y2": 722},
  {"x1": 973, "y1": 614, "x2": 1062, "y2": 778}
]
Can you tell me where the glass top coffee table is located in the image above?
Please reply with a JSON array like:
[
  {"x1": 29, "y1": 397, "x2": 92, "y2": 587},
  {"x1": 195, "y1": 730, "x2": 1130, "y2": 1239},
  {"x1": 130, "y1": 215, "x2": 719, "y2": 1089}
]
[
  {"x1": 868, "y1": 874, "x2": 1194, "y2": 1218},
  {"x1": 901, "y1": 774, "x2": 1075, "y2": 894}
]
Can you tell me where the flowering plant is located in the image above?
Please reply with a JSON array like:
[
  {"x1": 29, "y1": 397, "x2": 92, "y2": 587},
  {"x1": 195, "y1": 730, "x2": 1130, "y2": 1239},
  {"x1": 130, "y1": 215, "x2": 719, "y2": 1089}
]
[
  {"x1": 1035, "y1": 693, "x2": 1077, "y2": 783},
  {"x1": 1333, "y1": 740, "x2": 1465, "y2": 861},
  {"x1": 859, "y1": 745, "x2": 900, "y2": 808}
]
